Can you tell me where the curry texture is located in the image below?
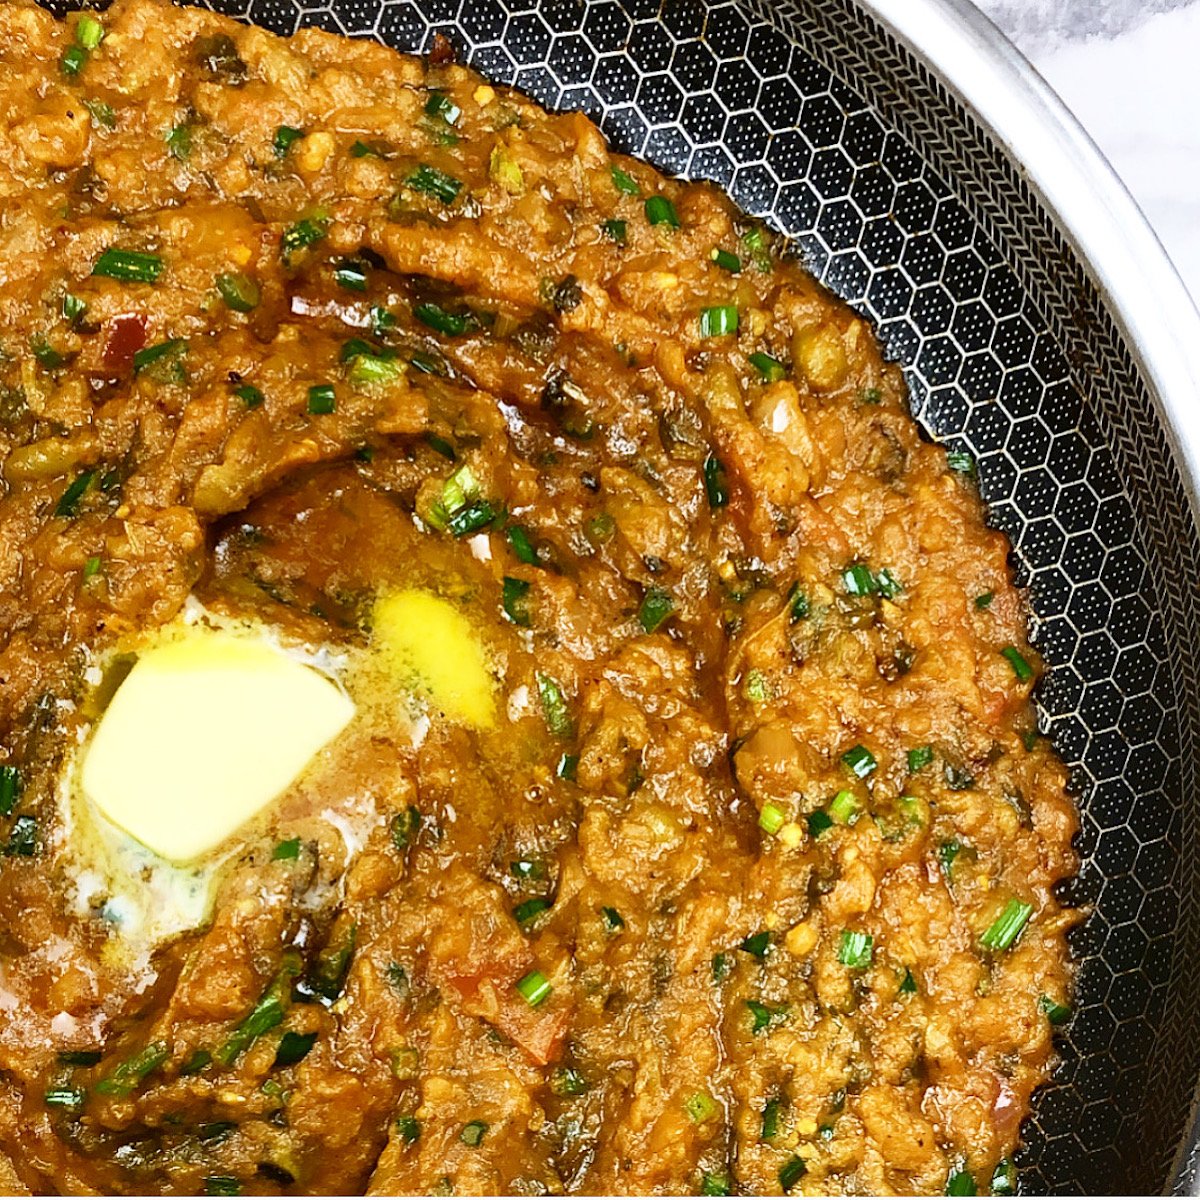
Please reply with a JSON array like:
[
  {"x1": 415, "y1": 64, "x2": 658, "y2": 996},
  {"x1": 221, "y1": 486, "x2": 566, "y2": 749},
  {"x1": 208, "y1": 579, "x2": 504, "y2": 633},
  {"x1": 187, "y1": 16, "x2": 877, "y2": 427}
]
[{"x1": 0, "y1": 1, "x2": 1077, "y2": 1194}]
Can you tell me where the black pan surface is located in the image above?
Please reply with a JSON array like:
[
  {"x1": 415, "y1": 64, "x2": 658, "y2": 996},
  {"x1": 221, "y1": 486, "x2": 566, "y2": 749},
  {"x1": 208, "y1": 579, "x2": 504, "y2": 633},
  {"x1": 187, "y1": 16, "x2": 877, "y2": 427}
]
[{"x1": 41, "y1": 0, "x2": 1200, "y2": 1192}]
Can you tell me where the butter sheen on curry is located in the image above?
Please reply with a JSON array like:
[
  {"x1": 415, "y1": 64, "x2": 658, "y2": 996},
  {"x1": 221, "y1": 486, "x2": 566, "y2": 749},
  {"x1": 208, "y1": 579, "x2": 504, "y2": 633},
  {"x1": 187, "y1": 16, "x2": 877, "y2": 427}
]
[{"x1": 0, "y1": 1, "x2": 1078, "y2": 1194}]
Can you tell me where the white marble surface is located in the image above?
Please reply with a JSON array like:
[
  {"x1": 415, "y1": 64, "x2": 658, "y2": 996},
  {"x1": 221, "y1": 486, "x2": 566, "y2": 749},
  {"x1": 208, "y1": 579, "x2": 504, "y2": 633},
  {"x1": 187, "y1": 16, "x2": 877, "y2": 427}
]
[{"x1": 971, "y1": 0, "x2": 1200, "y2": 308}]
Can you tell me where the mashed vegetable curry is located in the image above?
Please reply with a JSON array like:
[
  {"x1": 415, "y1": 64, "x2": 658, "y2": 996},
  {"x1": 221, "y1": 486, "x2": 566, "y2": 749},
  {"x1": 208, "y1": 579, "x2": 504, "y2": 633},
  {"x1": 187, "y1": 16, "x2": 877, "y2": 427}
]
[{"x1": 0, "y1": 1, "x2": 1077, "y2": 1193}]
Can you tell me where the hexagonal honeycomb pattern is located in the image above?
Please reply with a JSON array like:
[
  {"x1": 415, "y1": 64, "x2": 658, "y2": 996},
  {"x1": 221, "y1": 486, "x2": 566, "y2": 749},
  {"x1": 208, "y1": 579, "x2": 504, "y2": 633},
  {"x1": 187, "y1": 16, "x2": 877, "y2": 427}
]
[{"x1": 53, "y1": 0, "x2": 1200, "y2": 1189}]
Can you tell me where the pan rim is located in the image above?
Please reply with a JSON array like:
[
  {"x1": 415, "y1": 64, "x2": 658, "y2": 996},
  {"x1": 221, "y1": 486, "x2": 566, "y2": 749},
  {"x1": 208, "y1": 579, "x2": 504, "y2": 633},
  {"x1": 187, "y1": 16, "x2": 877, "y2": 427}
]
[
  {"x1": 856, "y1": 0, "x2": 1200, "y2": 531},
  {"x1": 853, "y1": 1, "x2": 1200, "y2": 1191}
]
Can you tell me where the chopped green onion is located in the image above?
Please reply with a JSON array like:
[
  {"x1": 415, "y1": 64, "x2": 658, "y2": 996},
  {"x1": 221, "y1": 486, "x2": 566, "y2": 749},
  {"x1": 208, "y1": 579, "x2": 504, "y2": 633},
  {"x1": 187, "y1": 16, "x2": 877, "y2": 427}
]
[
  {"x1": 536, "y1": 673, "x2": 573, "y2": 739},
  {"x1": 414, "y1": 302, "x2": 471, "y2": 336},
  {"x1": 214, "y1": 952, "x2": 301, "y2": 1066},
  {"x1": 684, "y1": 1091, "x2": 720, "y2": 1123},
  {"x1": 741, "y1": 227, "x2": 771, "y2": 272},
  {"x1": 743, "y1": 669, "x2": 770, "y2": 704},
  {"x1": 991, "y1": 1158, "x2": 1015, "y2": 1196},
  {"x1": 272, "y1": 838, "x2": 301, "y2": 861},
  {"x1": 133, "y1": 338, "x2": 187, "y2": 380},
  {"x1": 552, "y1": 1067, "x2": 589, "y2": 1096},
  {"x1": 396, "y1": 1115, "x2": 420, "y2": 1143},
  {"x1": 980, "y1": 899, "x2": 1033, "y2": 952},
  {"x1": 779, "y1": 1156, "x2": 807, "y2": 1193},
  {"x1": 4, "y1": 815, "x2": 37, "y2": 858},
  {"x1": 507, "y1": 525, "x2": 538, "y2": 564},
  {"x1": 807, "y1": 809, "x2": 833, "y2": 838},
  {"x1": 166, "y1": 123, "x2": 192, "y2": 160},
  {"x1": 95, "y1": 1041, "x2": 169, "y2": 1096},
  {"x1": 907, "y1": 745, "x2": 933, "y2": 772},
  {"x1": 512, "y1": 897, "x2": 550, "y2": 926},
  {"x1": 274, "y1": 1030, "x2": 317, "y2": 1066},
  {"x1": 339, "y1": 337, "x2": 385, "y2": 362},
  {"x1": 748, "y1": 351, "x2": 786, "y2": 382},
  {"x1": 424, "y1": 91, "x2": 462, "y2": 126},
  {"x1": 610, "y1": 165, "x2": 639, "y2": 195},
  {"x1": 179, "y1": 1049, "x2": 212, "y2": 1076},
  {"x1": 837, "y1": 929, "x2": 874, "y2": 969},
  {"x1": 407, "y1": 164, "x2": 462, "y2": 204},
  {"x1": 389, "y1": 1044, "x2": 420, "y2": 1080},
  {"x1": 638, "y1": 587, "x2": 675, "y2": 634},
  {"x1": 76, "y1": 14, "x2": 105, "y2": 49},
  {"x1": 745, "y1": 999, "x2": 787, "y2": 1034},
  {"x1": 701, "y1": 1171, "x2": 732, "y2": 1195},
  {"x1": 876, "y1": 568, "x2": 903, "y2": 599},
  {"x1": 234, "y1": 384, "x2": 264, "y2": 408},
  {"x1": 502, "y1": 576, "x2": 532, "y2": 626},
  {"x1": 203, "y1": 1177, "x2": 242, "y2": 1197},
  {"x1": 1001, "y1": 646, "x2": 1034, "y2": 682},
  {"x1": 44, "y1": 1086, "x2": 86, "y2": 1111},
  {"x1": 898, "y1": 967, "x2": 918, "y2": 995},
  {"x1": 215, "y1": 272, "x2": 260, "y2": 312},
  {"x1": 939, "y1": 839, "x2": 963, "y2": 880},
  {"x1": 31, "y1": 335, "x2": 66, "y2": 370},
  {"x1": 273, "y1": 125, "x2": 304, "y2": 156},
  {"x1": 601, "y1": 218, "x2": 627, "y2": 245},
  {"x1": 1038, "y1": 995, "x2": 1071, "y2": 1025},
  {"x1": 740, "y1": 931, "x2": 770, "y2": 960},
  {"x1": 0, "y1": 766, "x2": 19, "y2": 816},
  {"x1": 334, "y1": 259, "x2": 369, "y2": 292},
  {"x1": 761, "y1": 1096, "x2": 784, "y2": 1140},
  {"x1": 558, "y1": 753, "x2": 579, "y2": 781},
  {"x1": 945, "y1": 1168, "x2": 976, "y2": 1196},
  {"x1": 710, "y1": 247, "x2": 741, "y2": 273},
  {"x1": 759, "y1": 803, "x2": 786, "y2": 835},
  {"x1": 488, "y1": 146, "x2": 523, "y2": 193},
  {"x1": 947, "y1": 450, "x2": 976, "y2": 477},
  {"x1": 842, "y1": 563, "x2": 877, "y2": 596},
  {"x1": 83, "y1": 98, "x2": 115, "y2": 129},
  {"x1": 60, "y1": 44, "x2": 88, "y2": 77},
  {"x1": 61, "y1": 293, "x2": 87, "y2": 325},
  {"x1": 390, "y1": 807, "x2": 421, "y2": 850},
  {"x1": 645, "y1": 195, "x2": 680, "y2": 228},
  {"x1": 92, "y1": 247, "x2": 163, "y2": 284},
  {"x1": 447, "y1": 499, "x2": 496, "y2": 537},
  {"x1": 828, "y1": 789, "x2": 860, "y2": 825},
  {"x1": 371, "y1": 305, "x2": 396, "y2": 334},
  {"x1": 55, "y1": 470, "x2": 95, "y2": 518},
  {"x1": 861, "y1": 386, "x2": 883, "y2": 404},
  {"x1": 601, "y1": 906, "x2": 625, "y2": 931},
  {"x1": 280, "y1": 216, "x2": 329, "y2": 261},
  {"x1": 515, "y1": 970, "x2": 552, "y2": 1007},
  {"x1": 307, "y1": 384, "x2": 336, "y2": 414},
  {"x1": 198, "y1": 1122, "x2": 236, "y2": 1145},
  {"x1": 703, "y1": 453, "x2": 729, "y2": 508},
  {"x1": 348, "y1": 351, "x2": 403, "y2": 389},
  {"x1": 841, "y1": 744, "x2": 876, "y2": 779},
  {"x1": 460, "y1": 1120, "x2": 488, "y2": 1146},
  {"x1": 699, "y1": 305, "x2": 739, "y2": 337},
  {"x1": 974, "y1": 592, "x2": 994, "y2": 610},
  {"x1": 788, "y1": 584, "x2": 810, "y2": 622},
  {"x1": 349, "y1": 139, "x2": 385, "y2": 158}
]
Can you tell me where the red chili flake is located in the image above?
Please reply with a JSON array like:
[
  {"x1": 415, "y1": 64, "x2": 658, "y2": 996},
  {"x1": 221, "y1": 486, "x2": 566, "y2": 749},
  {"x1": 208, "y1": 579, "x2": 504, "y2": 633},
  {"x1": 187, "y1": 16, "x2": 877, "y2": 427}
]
[{"x1": 102, "y1": 314, "x2": 147, "y2": 373}]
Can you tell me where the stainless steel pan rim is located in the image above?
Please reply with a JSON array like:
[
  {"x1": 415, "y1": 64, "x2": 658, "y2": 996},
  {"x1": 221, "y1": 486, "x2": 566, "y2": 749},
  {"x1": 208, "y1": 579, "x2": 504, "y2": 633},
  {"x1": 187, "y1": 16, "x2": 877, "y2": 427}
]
[
  {"x1": 858, "y1": 0, "x2": 1200, "y2": 1189},
  {"x1": 861, "y1": 0, "x2": 1200, "y2": 532}
]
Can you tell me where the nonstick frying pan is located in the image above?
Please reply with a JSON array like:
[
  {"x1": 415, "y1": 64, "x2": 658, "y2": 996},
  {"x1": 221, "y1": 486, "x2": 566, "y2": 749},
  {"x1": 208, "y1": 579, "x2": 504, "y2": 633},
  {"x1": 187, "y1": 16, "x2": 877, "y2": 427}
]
[{"x1": 41, "y1": 0, "x2": 1200, "y2": 1191}]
